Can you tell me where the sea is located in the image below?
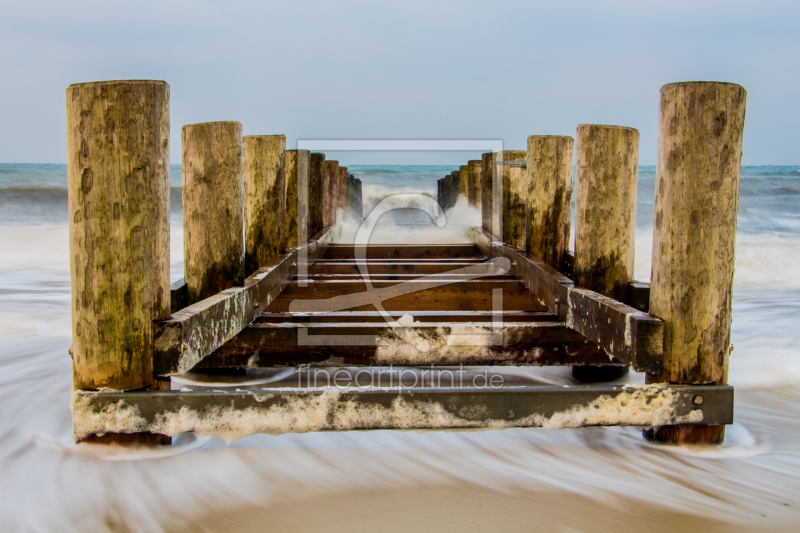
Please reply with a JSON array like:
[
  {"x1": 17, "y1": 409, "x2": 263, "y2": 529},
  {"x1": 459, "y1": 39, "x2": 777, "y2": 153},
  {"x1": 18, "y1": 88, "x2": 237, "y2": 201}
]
[{"x1": 1, "y1": 163, "x2": 799, "y2": 531}]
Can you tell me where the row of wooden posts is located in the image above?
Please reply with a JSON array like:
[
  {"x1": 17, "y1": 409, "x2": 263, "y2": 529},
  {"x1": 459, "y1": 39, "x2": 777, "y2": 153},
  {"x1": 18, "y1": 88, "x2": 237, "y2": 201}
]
[
  {"x1": 435, "y1": 82, "x2": 746, "y2": 441},
  {"x1": 66, "y1": 80, "x2": 362, "y2": 394},
  {"x1": 66, "y1": 79, "x2": 746, "y2": 444}
]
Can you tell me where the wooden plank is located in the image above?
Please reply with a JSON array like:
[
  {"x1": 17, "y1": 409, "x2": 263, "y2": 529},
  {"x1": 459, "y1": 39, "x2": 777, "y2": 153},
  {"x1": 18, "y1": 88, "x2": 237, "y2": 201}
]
[
  {"x1": 72, "y1": 384, "x2": 733, "y2": 439},
  {"x1": 153, "y1": 227, "x2": 335, "y2": 377},
  {"x1": 200, "y1": 321, "x2": 621, "y2": 368},
  {"x1": 323, "y1": 244, "x2": 482, "y2": 260},
  {"x1": 469, "y1": 226, "x2": 664, "y2": 373},
  {"x1": 301, "y1": 273, "x2": 516, "y2": 282},
  {"x1": 308, "y1": 261, "x2": 486, "y2": 275},
  {"x1": 265, "y1": 280, "x2": 548, "y2": 313},
  {"x1": 256, "y1": 310, "x2": 556, "y2": 324}
]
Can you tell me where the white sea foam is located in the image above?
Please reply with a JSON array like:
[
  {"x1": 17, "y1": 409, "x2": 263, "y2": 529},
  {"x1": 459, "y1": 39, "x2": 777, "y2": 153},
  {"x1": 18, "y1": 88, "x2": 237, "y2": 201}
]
[{"x1": 338, "y1": 186, "x2": 480, "y2": 245}]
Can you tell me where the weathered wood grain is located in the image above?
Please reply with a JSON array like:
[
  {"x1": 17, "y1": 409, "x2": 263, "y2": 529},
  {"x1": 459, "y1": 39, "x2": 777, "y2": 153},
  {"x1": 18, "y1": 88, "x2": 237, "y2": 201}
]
[
  {"x1": 243, "y1": 135, "x2": 285, "y2": 275},
  {"x1": 182, "y1": 121, "x2": 244, "y2": 304},
  {"x1": 574, "y1": 124, "x2": 639, "y2": 301},
  {"x1": 67, "y1": 79, "x2": 171, "y2": 391},
  {"x1": 469, "y1": 226, "x2": 663, "y2": 373},
  {"x1": 285, "y1": 149, "x2": 309, "y2": 248},
  {"x1": 153, "y1": 227, "x2": 336, "y2": 376},
  {"x1": 497, "y1": 150, "x2": 528, "y2": 250},
  {"x1": 526, "y1": 135, "x2": 574, "y2": 269},
  {"x1": 468, "y1": 160, "x2": 482, "y2": 208},
  {"x1": 481, "y1": 152, "x2": 498, "y2": 236}
]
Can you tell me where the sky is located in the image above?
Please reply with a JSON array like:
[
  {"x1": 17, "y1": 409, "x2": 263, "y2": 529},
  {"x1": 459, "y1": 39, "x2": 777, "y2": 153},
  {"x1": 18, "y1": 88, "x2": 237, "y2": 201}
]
[{"x1": 0, "y1": 0, "x2": 798, "y2": 165}]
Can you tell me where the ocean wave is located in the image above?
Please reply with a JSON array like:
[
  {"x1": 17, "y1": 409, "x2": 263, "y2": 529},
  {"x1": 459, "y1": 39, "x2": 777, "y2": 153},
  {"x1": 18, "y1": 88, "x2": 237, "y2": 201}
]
[{"x1": 0, "y1": 185, "x2": 183, "y2": 222}]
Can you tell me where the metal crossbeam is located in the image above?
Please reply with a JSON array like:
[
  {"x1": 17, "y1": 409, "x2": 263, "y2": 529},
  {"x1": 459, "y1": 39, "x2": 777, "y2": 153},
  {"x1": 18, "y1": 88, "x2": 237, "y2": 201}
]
[{"x1": 72, "y1": 384, "x2": 733, "y2": 439}]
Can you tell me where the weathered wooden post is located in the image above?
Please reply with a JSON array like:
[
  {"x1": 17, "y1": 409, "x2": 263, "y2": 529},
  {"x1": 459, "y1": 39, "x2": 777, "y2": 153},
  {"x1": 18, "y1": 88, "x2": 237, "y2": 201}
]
[
  {"x1": 481, "y1": 152, "x2": 498, "y2": 237},
  {"x1": 443, "y1": 173, "x2": 452, "y2": 210},
  {"x1": 573, "y1": 124, "x2": 639, "y2": 383},
  {"x1": 647, "y1": 82, "x2": 747, "y2": 445},
  {"x1": 67, "y1": 80, "x2": 171, "y2": 445},
  {"x1": 526, "y1": 135, "x2": 574, "y2": 269},
  {"x1": 309, "y1": 153, "x2": 325, "y2": 237},
  {"x1": 182, "y1": 121, "x2": 244, "y2": 304},
  {"x1": 459, "y1": 164, "x2": 470, "y2": 200},
  {"x1": 496, "y1": 150, "x2": 528, "y2": 249},
  {"x1": 243, "y1": 135, "x2": 285, "y2": 275},
  {"x1": 451, "y1": 170, "x2": 462, "y2": 205},
  {"x1": 323, "y1": 160, "x2": 339, "y2": 228},
  {"x1": 574, "y1": 125, "x2": 639, "y2": 300},
  {"x1": 285, "y1": 149, "x2": 309, "y2": 248},
  {"x1": 468, "y1": 160, "x2": 482, "y2": 208},
  {"x1": 336, "y1": 166, "x2": 348, "y2": 221},
  {"x1": 437, "y1": 178, "x2": 443, "y2": 211},
  {"x1": 354, "y1": 177, "x2": 363, "y2": 218},
  {"x1": 345, "y1": 173, "x2": 354, "y2": 219}
]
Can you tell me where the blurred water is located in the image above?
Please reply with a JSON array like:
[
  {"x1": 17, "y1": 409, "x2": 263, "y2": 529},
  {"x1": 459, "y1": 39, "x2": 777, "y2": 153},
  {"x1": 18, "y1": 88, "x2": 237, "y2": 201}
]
[{"x1": 1, "y1": 163, "x2": 799, "y2": 531}]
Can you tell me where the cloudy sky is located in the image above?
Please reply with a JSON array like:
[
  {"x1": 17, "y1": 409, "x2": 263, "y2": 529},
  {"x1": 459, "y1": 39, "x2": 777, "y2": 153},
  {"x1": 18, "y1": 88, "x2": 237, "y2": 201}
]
[{"x1": 0, "y1": 0, "x2": 797, "y2": 164}]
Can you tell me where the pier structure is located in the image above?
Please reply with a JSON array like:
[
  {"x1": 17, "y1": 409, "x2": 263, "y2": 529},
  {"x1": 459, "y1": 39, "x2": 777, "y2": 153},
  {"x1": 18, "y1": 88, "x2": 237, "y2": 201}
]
[{"x1": 68, "y1": 80, "x2": 744, "y2": 446}]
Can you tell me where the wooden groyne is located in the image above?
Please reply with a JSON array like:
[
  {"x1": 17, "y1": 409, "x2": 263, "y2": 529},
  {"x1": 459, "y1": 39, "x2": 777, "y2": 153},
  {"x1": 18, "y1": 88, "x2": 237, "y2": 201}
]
[{"x1": 67, "y1": 80, "x2": 744, "y2": 446}]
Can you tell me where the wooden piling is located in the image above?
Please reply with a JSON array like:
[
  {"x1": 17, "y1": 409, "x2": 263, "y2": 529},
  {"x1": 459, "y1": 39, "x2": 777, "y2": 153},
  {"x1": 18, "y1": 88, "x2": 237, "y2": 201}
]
[
  {"x1": 481, "y1": 152, "x2": 498, "y2": 236},
  {"x1": 243, "y1": 135, "x2": 285, "y2": 275},
  {"x1": 323, "y1": 160, "x2": 339, "y2": 228},
  {"x1": 459, "y1": 165, "x2": 470, "y2": 200},
  {"x1": 354, "y1": 177, "x2": 363, "y2": 218},
  {"x1": 574, "y1": 125, "x2": 639, "y2": 302},
  {"x1": 345, "y1": 173, "x2": 354, "y2": 219},
  {"x1": 646, "y1": 82, "x2": 747, "y2": 445},
  {"x1": 285, "y1": 149, "x2": 310, "y2": 248},
  {"x1": 337, "y1": 166, "x2": 348, "y2": 222},
  {"x1": 67, "y1": 79, "x2": 171, "y2": 394},
  {"x1": 451, "y1": 171, "x2": 461, "y2": 207},
  {"x1": 468, "y1": 160, "x2": 482, "y2": 208},
  {"x1": 182, "y1": 121, "x2": 244, "y2": 304},
  {"x1": 309, "y1": 153, "x2": 325, "y2": 237},
  {"x1": 526, "y1": 136, "x2": 574, "y2": 269},
  {"x1": 496, "y1": 150, "x2": 528, "y2": 250}
]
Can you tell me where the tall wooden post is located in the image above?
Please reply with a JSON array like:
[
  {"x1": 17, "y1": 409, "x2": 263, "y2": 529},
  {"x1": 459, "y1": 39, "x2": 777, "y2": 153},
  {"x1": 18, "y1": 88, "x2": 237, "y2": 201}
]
[
  {"x1": 67, "y1": 79, "x2": 170, "y2": 391},
  {"x1": 437, "y1": 179, "x2": 443, "y2": 211},
  {"x1": 285, "y1": 149, "x2": 309, "y2": 248},
  {"x1": 308, "y1": 153, "x2": 325, "y2": 237},
  {"x1": 573, "y1": 124, "x2": 638, "y2": 383},
  {"x1": 496, "y1": 150, "x2": 528, "y2": 249},
  {"x1": 354, "y1": 177, "x2": 363, "y2": 218},
  {"x1": 481, "y1": 152, "x2": 498, "y2": 237},
  {"x1": 323, "y1": 160, "x2": 339, "y2": 228},
  {"x1": 67, "y1": 80, "x2": 170, "y2": 445},
  {"x1": 468, "y1": 160, "x2": 482, "y2": 208},
  {"x1": 182, "y1": 121, "x2": 244, "y2": 304},
  {"x1": 459, "y1": 164, "x2": 470, "y2": 200},
  {"x1": 448, "y1": 171, "x2": 458, "y2": 207},
  {"x1": 574, "y1": 125, "x2": 639, "y2": 301},
  {"x1": 647, "y1": 82, "x2": 747, "y2": 445},
  {"x1": 243, "y1": 135, "x2": 285, "y2": 275},
  {"x1": 526, "y1": 135, "x2": 574, "y2": 269},
  {"x1": 344, "y1": 173, "x2": 353, "y2": 219},
  {"x1": 337, "y1": 166, "x2": 348, "y2": 222},
  {"x1": 443, "y1": 174, "x2": 452, "y2": 210}
]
